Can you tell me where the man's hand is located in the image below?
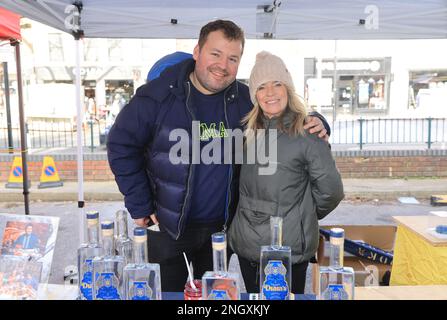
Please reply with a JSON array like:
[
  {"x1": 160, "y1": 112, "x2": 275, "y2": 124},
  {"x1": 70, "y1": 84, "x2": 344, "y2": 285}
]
[
  {"x1": 304, "y1": 116, "x2": 329, "y2": 141},
  {"x1": 134, "y1": 214, "x2": 159, "y2": 227}
]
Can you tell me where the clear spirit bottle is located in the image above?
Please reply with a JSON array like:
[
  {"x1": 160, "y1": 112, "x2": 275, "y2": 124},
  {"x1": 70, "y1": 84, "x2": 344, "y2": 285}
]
[
  {"x1": 202, "y1": 232, "x2": 240, "y2": 300},
  {"x1": 77, "y1": 210, "x2": 104, "y2": 300},
  {"x1": 318, "y1": 228, "x2": 355, "y2": 300},
  {"x1": 260, "y1": 216, "x2": 292, "y2": 300},
  {"x1": 114, "y1": 209, "x2": 133, "y2": 264},
  {"x1": 123, "y1": 227, "x2": 162, "y2": 300},
  {"x1": 92, "y1": 221, "x2": 125, "y2": 300}
]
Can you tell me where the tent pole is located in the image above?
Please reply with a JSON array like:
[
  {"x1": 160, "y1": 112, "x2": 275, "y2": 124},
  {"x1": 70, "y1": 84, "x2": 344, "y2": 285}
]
[
  {"x1": 332, "y1": 40, "x2": 338, "y2": 129},
  {"x1": 75, "y1": 38, "x2": 85, "y2": 246},
  {"x1": 2, "y1": 62, "x2": 14, "y2": 153},
  {"x1": 12, "y1": 40, "x2": 30, "y2": 215}
]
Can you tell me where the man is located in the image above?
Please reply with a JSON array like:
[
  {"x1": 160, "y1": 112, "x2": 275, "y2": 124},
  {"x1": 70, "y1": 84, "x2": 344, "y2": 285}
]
[
  {"x1": 14, "y1": 224, "x2": 40, "y2": 250},
  {"x1": 107, "y1": 19, "x2": 329, "y2": 292}
]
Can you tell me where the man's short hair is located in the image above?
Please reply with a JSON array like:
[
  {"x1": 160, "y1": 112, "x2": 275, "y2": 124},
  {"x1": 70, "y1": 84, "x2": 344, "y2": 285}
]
[{"x1": 198, "y1": 20, "x2": 245, "y2": 53}]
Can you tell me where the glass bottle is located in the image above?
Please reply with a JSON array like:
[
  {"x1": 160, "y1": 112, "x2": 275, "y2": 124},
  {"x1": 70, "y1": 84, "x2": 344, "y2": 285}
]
[
  {"x1": 114, "y1": 209, "x2": 133, "y2": 264},
  {"x1": 77, "y1": 210, "x2": 104, "y2": 300},
  {"x1": 318, "y1": 228, "x2": 355, "y2": 300},
  {"x1": 123, "y1": 227, "x2": 162, "y2": 300},
  {"x1": 202, "y1": 232, "x2": 240, "y2": 300},
  {"x1": 92, "y1": 221, "x2": 125, "y2": 300},
  {"x1": 260, "y1": 216, "x2": 292, "y2": 300}
]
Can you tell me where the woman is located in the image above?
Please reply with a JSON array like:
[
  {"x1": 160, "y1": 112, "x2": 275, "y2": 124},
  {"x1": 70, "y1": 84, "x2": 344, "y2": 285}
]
[{"x1": 228, "y1": 51, "x2": 344, "y2": 294}]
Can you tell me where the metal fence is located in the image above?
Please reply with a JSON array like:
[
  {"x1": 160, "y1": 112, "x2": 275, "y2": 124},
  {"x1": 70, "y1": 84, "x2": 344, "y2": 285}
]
[
  {"x1": 1, "y1": 117, "x2": 447, "y2": 152},
  {"x1": 330, "y1": 117, "x2": 447, "y2": 149},
  {"x1": 0, "y1": 119, "x2": 108, "y2": 152}
]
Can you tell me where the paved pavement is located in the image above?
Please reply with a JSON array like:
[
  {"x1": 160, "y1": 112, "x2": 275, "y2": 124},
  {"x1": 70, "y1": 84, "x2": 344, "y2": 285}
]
[{"x1": 1, "y1": 178, "x2": 446, "y2": 202}]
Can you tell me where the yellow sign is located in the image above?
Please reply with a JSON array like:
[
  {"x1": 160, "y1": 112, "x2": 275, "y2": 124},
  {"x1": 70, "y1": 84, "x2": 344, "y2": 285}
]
[
  {"x1": 38, "y1": 156, "x2": 63, "y2": 189},
  {"x1": 5, "y1": 156, "x2": 26, "y2": 188}
]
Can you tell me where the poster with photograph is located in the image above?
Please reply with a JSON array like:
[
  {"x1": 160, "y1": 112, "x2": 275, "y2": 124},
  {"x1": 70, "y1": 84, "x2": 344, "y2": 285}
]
[
  {"x1": 0, "y1": 213, "x2": 59, "y2": 284},
  {"x1": 0, "y1": 256, "x2": 42, "y2": 300}
]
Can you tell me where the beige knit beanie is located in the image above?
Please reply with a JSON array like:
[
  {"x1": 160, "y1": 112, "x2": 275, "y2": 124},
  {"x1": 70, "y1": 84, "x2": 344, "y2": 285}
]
[{"x1": 248, "y1": 51, "x2": 295, "y2": 105}]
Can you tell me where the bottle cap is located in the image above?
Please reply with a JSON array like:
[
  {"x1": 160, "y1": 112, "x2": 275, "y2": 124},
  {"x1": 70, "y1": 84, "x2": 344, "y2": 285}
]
[
  {"x1": 101, "y1": 221, "x2": 114, "y2": 230},
  {"x1": 330, "y1": 227, "x2": 345, "y2": 238},
  {"x1": 212, "y1": 232, "x2": 226, "y2": 243},
  {"x1": 435, "y1": 225, "x2": 447, "y2": 234},
  {"x1": 86, "y1": 210, "x2": 99, "y2": 220},
  {"x1": 134, "y1": 227, "x2": 147, "y2": 236}
]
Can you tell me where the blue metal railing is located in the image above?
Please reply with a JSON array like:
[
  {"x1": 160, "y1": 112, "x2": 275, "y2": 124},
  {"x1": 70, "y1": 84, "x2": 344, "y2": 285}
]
[
  {"x1": 1, "y1": 117, "x2": 446, "y2": 152},
  {"x1": 330, "y1": 117, "x2": 447, "y2": 150},
  {"x1": 0, "y1": 118, "x2": 107, "y2": 152}
]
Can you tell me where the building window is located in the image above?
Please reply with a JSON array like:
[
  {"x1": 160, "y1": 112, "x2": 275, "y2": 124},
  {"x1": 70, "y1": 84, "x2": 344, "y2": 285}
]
[
  {"x1": 108, "y1": 40, "x2": 122, "y2": 61},
  {"x1": 356, "y1": 76, "x2": 386, "y2": 110},
  {"x1": 48, "y1": 33, "x2": 64, "y2": 61},
  {"x1": 408, "y1": 70, "x2": 447, "y2": 110},
  {"x1": 304, "y1": 57, "x2": 391, "y2": 116}
]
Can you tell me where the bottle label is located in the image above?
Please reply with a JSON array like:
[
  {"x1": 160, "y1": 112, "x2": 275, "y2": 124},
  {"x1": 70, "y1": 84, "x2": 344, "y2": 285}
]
[
  {"x1": 80, "y1": 259, "x2": 93, "y2": 300},
  {"x1": 262, "y1": 260, "x2": 289, "y2": 300},
  {"x1": 95, "y1": 272, "x2": 121, "y2": 300},
  {"x1": 129, "y1": 281, "x2": 152, "y2": 300},
  {"x1": 208, "y1": 289, "x2": 229, "y2": 300},
  {"x1": 322, "y1": 284, "x2": 349, "y2": 300}
]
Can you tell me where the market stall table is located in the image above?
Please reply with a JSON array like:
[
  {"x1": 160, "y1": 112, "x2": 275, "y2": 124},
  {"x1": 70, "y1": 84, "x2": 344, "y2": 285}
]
[
  {"x1": 390, "y1": 216, "x2": 447, "y2": 285},
  {"x1": 355, "y1": 285, "x2": 447, "y2": 300},
  {"x1": 36, "y1": 284, "x2": 316, "y2": 300}
]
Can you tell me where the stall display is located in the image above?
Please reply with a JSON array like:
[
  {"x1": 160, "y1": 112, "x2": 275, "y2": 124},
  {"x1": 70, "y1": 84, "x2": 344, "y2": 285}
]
[
  {"x1": 202, "y1": 232, "x2": 240, "y2": 300},
  {"x1": 0, "y1": 256, "x2": 42, "y2": 299},
  {"x1": 123, "y1": 227, "x2": 161, "y2": 300},
  {"x1": 260, "y1": 216, "x2": 291, "y2": 300},
  {"x1": 77, "y1": 211, "x2": 103, "y2": 300},
  {"x1": 92, "y1": 221, "x2": 125, "y2": 300},
  {"x1": 114, "y1": 210, "x2": 133, "y2": 264},
  {"x1": 391, "y1": 216, "x2": 447, "y2": 285},
  {"x1": 318, "y1": 228, "x2": 355, "y2": 300},
  {"x1": 0, "y1": 212, "x2": 59, "y2": 298}
]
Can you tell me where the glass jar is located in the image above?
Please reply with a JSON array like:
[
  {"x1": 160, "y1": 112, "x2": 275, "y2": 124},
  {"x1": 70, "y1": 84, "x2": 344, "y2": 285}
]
[{"x1": 184, "y1": 279, "x2": 202, "y2": 300}]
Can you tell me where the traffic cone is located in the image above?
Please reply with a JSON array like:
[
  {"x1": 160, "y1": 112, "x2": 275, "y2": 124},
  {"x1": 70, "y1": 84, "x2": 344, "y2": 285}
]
[
  {"x1": 38, "y1": 156, "x2": 63, "y2": 189},
  {"x1": 5, "y1": 156, "x2": 31, "y2": 188}
]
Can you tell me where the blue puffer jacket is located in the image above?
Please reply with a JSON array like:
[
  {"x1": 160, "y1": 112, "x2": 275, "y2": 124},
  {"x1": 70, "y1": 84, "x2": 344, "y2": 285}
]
[{"x1": 107, "y1": 58, "x2": 252, "y2": 240}]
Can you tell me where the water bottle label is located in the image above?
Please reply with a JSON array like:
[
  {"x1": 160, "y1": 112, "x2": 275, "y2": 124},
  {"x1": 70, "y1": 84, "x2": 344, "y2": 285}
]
[
  {"x1": 208, "y1": 289, "x2": 229, "y2": 300},
  {"x1": 323, "y1": 284, "x2": 349, "y2": 300},
  {"x1": 129, "y1": 281, "x2": 152, "y2": 300},
  {"x1": 80, "y1": 259, "x2": 93, "y2": 300},
  {"x1": 262, "y1": 260, "x2": 289, "y2": 300},
  {"x1": 95, "y1": 272, "x2": 121, "y2": 300}
]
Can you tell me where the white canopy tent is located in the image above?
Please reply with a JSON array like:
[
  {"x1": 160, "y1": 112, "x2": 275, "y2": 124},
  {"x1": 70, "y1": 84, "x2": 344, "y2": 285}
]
[
  {"x1": 1, "y1": 0, "x2": 446, "y2": 244},
  {"x1": 1, "y1": 0, "x2": 447, "y2": 39}
]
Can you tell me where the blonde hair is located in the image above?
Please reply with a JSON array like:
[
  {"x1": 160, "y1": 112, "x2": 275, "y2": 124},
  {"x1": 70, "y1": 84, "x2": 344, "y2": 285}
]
[{"x1": 243, "y1": 85, "x2": 308, "y2": 140}]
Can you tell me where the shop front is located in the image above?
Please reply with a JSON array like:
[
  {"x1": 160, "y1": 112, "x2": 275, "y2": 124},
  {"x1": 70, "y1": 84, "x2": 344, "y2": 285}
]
[{"x1": 304, "y1": 57, "x2": 392, "y2": 119}]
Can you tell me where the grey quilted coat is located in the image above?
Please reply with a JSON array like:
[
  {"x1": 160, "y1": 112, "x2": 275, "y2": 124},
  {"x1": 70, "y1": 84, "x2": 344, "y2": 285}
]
[{"x1": 228, "y1": 110, "x2": 344, "y2": 264}]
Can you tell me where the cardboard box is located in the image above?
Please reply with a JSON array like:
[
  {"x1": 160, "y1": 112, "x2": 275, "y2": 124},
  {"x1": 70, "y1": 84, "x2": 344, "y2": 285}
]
[{"x1": 312, "y1": 225, "x2": 396, "y2": 292}]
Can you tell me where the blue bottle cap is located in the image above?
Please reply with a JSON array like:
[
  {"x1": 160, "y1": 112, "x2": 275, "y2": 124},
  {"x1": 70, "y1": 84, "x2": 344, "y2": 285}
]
[
  {"x1": 86, "y1": 210, "x2": 99, "y2": 220},
  {"x1": 212, "y1": 232, "x2": 226, "y2": 243},
  {"x1": 330, "y1": 228, "x2": 345, "y2": 238},
  {"x1": 134, "y1": 227, "x2": 147, "y2": 236},
  {"x1": 435, "y1": 225, "x2": 447, "y2": 234},
  {"x1": 101, "y1": 221, "x2": 114, "y2": 230}
]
